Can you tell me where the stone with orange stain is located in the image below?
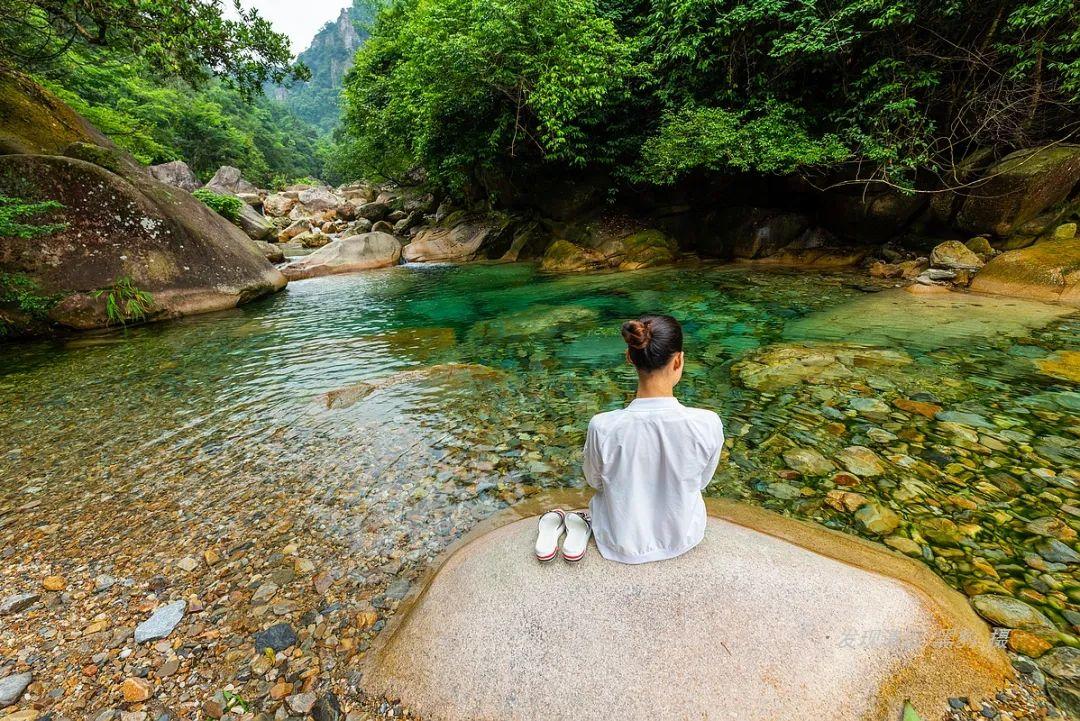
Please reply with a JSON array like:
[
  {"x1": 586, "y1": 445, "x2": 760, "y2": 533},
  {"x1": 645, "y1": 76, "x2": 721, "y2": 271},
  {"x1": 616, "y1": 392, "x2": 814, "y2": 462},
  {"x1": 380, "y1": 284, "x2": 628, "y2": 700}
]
[{"x1": 894, "y1": 398, "x2": 942, "y2": 418}]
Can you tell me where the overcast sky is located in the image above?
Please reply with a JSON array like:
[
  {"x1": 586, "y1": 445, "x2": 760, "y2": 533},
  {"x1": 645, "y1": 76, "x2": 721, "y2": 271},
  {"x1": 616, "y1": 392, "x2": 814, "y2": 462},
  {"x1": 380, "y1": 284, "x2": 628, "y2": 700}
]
[{"x1": 232, "y1": 0, "x2": 348, "y2": 55}]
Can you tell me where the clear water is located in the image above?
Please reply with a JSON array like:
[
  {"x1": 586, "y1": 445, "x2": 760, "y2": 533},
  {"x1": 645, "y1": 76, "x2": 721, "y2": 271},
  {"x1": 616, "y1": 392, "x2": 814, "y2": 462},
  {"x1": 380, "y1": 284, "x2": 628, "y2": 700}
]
[{"x1": 1, "y1": 262, "x2": 1078, "y2": 640}]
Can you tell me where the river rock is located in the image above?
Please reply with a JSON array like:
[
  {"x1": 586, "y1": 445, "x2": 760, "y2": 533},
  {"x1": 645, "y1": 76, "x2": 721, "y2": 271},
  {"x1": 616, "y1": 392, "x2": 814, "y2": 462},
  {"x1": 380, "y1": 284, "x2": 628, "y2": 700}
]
[
  {"x1": 235, "y1": 201, "x2": 274, "y2": 240},
  {"x1": 262, "y1": 193, "x2": 297, "y2": 218},
  {"x1": 253, "y1": 623, "x2": 297, "y2": 652},
  {"x1": 956, "y1": 146, "x2": 1080, "y2": 237},
  {"x1": 930, "y1": 241, "x2": 984, "y2": 271},
  {"x1": 0, "y1": 593, "x2": 39, "y2": 615},
  {"x1": 782, "y1": 448, "x2": 834, "y2": 476},
  {"x1": 403, "y1": 221, "x2": 499, "y2": 262},
  {"x1": 1037, "y1": 539, "x2": 1080, "y2": 564},
  {"x1": 731, "y1": 343, "x2": 911, "y2": 392},
  {"x1": 253, "y1": 241, "x2": 284, "y2": 264},
  {"x1": 282, "y1": 232, "x2": 402, "y2": 281},
  {"x1": 363, "y1": 500, "x2": 1008, "y2": 721},
  {"x1": 970, "y1": 594, "x2": 1055, "y2": 630},
  {"x1": 715, "y1": 207, "x2": 808, "y2": 259},
  {"x1": 1038, "y1": 646, "x2": 1080, "y2": 682},
  {"x1": 205, "y1": 165, "x2": 258, "y2": 196},
  {"x1": 836, "y1": 446, "x2": 885, "y2": 477},
  {"x1": 540, "y1": 240, "x2": 609, "y2": 272},
  {"x1": 0, "y1": 672, "x2": 32, "y2": 706},
  {"x1": 134, "y1": 600, "x2": 186, "y2": 642},
  {"x1": 970, "y1": 237, "x2": 1080, "y2": 305},
  {"x1": 1026, "y1": 517, "x2": 1077, "y2": 541},
  {"x1": 296, "y1": 187, "x2": 345, "y2": 214},
  {"x1": 353, "y1": 201, "x2": 390, "y2": 221},
  {"x1": 147, "y1": 160, "x2": 199, "y2": 192},
  {"x1": 855, "y1": 502, "x2": 901, "y2": 535}
]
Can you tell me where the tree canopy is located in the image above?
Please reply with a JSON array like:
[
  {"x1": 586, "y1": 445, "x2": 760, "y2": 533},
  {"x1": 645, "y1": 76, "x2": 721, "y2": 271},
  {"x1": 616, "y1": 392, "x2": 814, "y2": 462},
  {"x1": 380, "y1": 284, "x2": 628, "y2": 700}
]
[
  {"x1": 0, "y1": 0, "x2": 307, "y2": 95},
  {"x1": 334, "y1": 0, "x2": 1080, "y2": 193}
]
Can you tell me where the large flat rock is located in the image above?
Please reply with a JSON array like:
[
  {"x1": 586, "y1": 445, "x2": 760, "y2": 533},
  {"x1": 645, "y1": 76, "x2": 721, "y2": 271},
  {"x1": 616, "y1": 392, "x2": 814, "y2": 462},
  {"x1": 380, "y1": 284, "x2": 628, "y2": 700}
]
[{"x1": 363, "y1": 495, "x2": 1009, "y2": 721}]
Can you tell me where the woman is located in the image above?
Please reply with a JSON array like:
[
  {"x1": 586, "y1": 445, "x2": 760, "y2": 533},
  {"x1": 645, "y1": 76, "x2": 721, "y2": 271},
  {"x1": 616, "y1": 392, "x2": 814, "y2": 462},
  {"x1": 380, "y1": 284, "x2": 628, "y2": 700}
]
[{"x1": 564, "y1": 315, "x2": 725, "y2": 564}]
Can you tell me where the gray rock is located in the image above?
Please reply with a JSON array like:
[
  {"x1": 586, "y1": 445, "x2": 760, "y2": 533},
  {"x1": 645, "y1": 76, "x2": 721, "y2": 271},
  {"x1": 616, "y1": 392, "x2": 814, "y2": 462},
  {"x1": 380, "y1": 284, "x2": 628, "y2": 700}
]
[
  {"x1": 288, "y1": 692, "x2": 317, "y2": 714},
  {"x1": 205, "y1": 165, "x2": 258, "y2": 196},
  {"x1": 970, "y1": 594, "x2": 1055, "y2": 631},
  {"x1": 935, "y1": 411, "x2": 994, "y2": 429},
  {"x1": 236, "y1": 202, "x2": 274, "y2": 240},
  {"x1": 147, "y1": 160, "x2": 200, "y2": 192},
  {"x1": 1037, "y1": 647, "x2": 1080, "y2": 681},
  {"x1": 312, "y1": 692, "x2": 342, "y2": 721},
  {"x1": 0, "y1": 592, "x2": 39, "y2": 615},
  {"x1": 0, "y1": 671, "x2": 32, "y2": 706},
  {"x1": 253, "y1": 622, "x2": 297, "y2": 652},
  {"x1": 281, "y1": 232, "x2": 403, "y2": 281},
  {"x1": 134, "y1": 600, "x2": 186, "y2": 643}
]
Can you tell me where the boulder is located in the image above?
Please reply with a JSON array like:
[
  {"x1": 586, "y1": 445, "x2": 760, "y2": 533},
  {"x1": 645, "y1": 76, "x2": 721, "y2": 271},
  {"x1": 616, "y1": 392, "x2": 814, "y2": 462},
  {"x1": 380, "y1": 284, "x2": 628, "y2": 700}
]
[
  {"x1": 956, "y1": 146, "x2": 1080, "y2": 237},
  {"x1": 715, "y1": 207, "x2": 810, "y2": 259},
  {"x1": 819, "y1": 188, "x2": 928, "y2": 240},
  {"x1": 618, "y1": 229, "x2": 679, "y2": 269},
  {"x1": 0, "y1": 153, "x2": 285, "y2": 333},
  {"x1": 297, "y1": 186, "x2": 345, "y2": 213},
  {"x1": 362, "y1": 494, "x2": 1008, "y2": 721},
  {"x1": 354, "y1": 201, "x2": 390, "y2": 221},
  {"x1": 539, "y1": 239, "x2": 608, "y2": 272},
  {"x1": 147, "y1": 160, "x2": 200, "y2": 192},
  {"x1": 253, "y1": 241, "x2": 285, "y2": 264},
  {"x1": 263, "y1": 193, "x2": 297, "y2": 218},
  {"x1": 282, "y1": 232, "x2": 402, "y2": 280},
  {"x1": 279, "y1": 219, "x2": 310, "y2": 242},
  {"x1": 402, "y1": 221, "x2": 498, "y2": 262},
  {"x1": 929, "y1": 241, "x2": 984, "y2": 270},
  {"x1": 235, "y1": 202, "x2": 274, "y2": 240},
  {"x1": 970, "y1": 237, "x2": 1080, "y2": 305},
  {"x1": 205, "y1": 165, "x2": 258, "y2": 196}
]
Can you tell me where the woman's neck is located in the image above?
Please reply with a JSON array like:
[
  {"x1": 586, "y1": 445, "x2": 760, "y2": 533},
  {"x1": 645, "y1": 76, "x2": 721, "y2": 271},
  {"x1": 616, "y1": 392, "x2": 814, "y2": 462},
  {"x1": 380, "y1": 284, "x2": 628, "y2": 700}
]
[{"x1": 636, "y1": 374, "x2": 675, "y2": 399}]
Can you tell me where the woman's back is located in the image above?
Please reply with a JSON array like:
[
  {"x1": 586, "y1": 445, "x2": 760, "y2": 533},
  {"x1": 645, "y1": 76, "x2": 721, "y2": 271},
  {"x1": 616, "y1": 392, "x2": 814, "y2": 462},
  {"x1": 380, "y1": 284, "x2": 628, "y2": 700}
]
[{"x1": 585, "y1": 396, "x2": 724, "y2": 564}]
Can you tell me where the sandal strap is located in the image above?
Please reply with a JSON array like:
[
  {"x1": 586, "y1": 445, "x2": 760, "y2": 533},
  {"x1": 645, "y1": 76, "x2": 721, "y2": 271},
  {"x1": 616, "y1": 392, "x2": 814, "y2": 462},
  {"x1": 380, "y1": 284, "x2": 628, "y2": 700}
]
[{"x1": 538, "y1": 509, "x2": 565, "y2": 527}]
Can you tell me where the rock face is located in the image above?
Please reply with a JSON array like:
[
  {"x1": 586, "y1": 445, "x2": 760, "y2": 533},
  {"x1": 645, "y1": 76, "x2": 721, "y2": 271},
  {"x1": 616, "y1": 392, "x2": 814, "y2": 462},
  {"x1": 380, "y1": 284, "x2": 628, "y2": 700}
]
[
  {"x1": 204, "y1": 165, "x2": 258, "y2": 196},
  {"x1": 282, "y1": 232, "x2": 402, "y2": 280},
  {"x1": 970, "y1": 237, "x2": 1080, "y2": 305},
  {"x1": 363, "y1": 497, "x2": 1008, "y2": 721},
  {"x1": 147, "y1": 160, "x2": 200, "y2": 192},
  {"x1": 0, "y1": 154, "x2": 285, "y2": 332},
  {"x1": 956, "y1": 146, "x2": 1080, "y2": 237},
  {"x1": 402, "y1": 221, "x2": 497, "y2": 262}
]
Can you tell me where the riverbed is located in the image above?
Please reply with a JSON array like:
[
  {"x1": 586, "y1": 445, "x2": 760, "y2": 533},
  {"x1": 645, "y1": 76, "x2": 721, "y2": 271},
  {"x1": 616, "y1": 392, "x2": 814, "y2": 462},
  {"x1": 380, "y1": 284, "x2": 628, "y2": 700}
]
[{"x1": 0, "y1": 262, "x2": 1077, "y2": 718}]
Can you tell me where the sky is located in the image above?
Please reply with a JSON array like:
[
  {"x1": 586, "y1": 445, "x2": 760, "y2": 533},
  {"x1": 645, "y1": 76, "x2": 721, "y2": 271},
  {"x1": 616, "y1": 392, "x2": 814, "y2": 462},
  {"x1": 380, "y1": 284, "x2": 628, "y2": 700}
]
[{"x1": 231, "y1": 0, "x2": 348, "y2": 55}]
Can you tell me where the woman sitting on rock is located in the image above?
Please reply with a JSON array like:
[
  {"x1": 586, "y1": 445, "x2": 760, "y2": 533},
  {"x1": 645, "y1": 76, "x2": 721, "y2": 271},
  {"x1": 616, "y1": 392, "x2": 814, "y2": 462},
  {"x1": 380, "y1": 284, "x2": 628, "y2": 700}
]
[{"x1": 536, "y1": 314, "x2": 725, "y2": 563}]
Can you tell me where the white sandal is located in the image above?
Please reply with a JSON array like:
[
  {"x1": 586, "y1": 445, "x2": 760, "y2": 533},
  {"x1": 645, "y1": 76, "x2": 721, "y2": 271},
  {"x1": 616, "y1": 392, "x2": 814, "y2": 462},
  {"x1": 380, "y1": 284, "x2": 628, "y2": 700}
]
[
  {"x1": 561, "y1": 512, "x2": 591, "y2": 563},
  {"x1": 535, "y1": 509, "x2": 566, "y2": 562}
]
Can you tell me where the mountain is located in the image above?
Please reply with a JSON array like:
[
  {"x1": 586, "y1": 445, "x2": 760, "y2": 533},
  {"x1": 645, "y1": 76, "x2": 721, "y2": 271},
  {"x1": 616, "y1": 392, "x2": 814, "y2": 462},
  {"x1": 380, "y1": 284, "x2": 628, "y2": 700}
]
[{"x1": 274, "y1": 1, "x2": 372, "y2": 134}]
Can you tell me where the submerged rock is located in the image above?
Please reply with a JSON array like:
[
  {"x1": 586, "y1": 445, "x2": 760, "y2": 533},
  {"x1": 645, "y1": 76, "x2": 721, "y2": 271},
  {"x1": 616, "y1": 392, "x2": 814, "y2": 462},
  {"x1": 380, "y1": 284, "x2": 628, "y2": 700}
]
[
  {"x1": 321, "y1": 364, "x2": 505, "y2": 410},
  {"x1": 363, "y1": 501, "x2": 1008, "y2": 721},
  {"x1": 970, "y1": 594, "x2": 1055, "y2": 631},
  {"x1": 732, "y1": 343, "x2": 911, "y2": 392},
  {"x1": 282, "y1": 232, "x2": 402, "y2": 281}
]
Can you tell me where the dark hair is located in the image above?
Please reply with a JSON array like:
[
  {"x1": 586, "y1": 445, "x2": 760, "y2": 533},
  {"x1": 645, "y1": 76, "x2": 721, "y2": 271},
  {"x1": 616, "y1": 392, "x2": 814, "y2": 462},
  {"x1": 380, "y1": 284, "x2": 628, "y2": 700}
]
[{"x1": 621, "y1": 314, "x2": 683, "y2": 372}]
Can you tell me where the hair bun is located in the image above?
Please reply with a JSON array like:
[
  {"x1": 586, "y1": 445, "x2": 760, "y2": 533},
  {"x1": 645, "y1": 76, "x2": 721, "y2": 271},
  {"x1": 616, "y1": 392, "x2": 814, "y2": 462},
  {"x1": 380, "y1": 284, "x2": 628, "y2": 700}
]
[{"x1": 621, "y1": 319, "x2": 652, "y2": 350}]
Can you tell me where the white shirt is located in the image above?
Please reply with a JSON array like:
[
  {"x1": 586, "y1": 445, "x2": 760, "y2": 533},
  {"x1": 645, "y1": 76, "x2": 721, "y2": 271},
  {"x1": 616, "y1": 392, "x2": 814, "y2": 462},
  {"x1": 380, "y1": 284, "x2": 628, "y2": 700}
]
[{"x1": 584, "y1": 396, "x2": 724, "y2": 564}]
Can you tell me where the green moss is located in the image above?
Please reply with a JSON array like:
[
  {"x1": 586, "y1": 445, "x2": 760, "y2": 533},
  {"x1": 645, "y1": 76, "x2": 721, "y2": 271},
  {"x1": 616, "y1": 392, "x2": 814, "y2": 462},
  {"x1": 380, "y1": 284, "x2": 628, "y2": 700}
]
[
  {"x1": 62, "y1": 141, "x2": 125, "y2": 174},
  {"x1": 621, "y1": 229, "x2": 678, "y2": 267},
  {"x1": 0, "y1": 272, "x2": 60, "y2": 335}
]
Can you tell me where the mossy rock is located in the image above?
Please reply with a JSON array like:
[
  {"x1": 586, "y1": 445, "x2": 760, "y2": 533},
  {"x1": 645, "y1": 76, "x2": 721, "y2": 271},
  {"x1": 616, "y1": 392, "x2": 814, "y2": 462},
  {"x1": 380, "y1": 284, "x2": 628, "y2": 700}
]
[
  {"x1": 0, "y1": 68, "x2": 114, "y2": 156},
  {"x1": 970, "y1": 236, "x2": 1080, "y2": 305},
  {"x1": 619, "y1": 229, "x2": 679, "y2": 269},
  {"x1": 0, "y1": 154, "x2": 285, "y2": 334},
  {"x1": 539, "y1": 239, "x2": 608, "y2": 272},
  {"x1": 956, "y1": 146, "x2": 1080, "y2": 237}
]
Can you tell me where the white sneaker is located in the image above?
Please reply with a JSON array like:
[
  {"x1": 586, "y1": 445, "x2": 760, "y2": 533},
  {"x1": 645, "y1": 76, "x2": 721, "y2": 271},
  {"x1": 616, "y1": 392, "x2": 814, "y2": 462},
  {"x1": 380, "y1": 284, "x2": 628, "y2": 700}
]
[
  {"x1": 561, "y1": 512, "x2": 591, "y2": 562},
  {"x1": 535, "y1": 509, "x2": 566, "y2": 562}
]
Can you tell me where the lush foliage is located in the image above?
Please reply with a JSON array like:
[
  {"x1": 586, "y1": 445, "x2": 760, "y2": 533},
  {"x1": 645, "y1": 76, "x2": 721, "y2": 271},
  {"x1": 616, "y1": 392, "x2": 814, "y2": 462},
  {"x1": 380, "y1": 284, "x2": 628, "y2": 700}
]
[
  {"x1": 0, "y1": 0, "x2": 306, "y2": 96},
  {"x1": 337, "y1": 0, "x2": 1080, "y2": 191},
  {"x1": 0, "y1": 195, "x2": 66, "y2": 238},
  {"x1": 92, "y1": 276, "x2": 155, "y2": 326},
  {"x1": 35, "y1": 48, "x2": 326, "y2": 185},
  {"x1": 193, "y1": 188, "x2": 244, "y2": 220},
  {"x1": 275, "y1": 0, "x2": 373, "y2": 134}
]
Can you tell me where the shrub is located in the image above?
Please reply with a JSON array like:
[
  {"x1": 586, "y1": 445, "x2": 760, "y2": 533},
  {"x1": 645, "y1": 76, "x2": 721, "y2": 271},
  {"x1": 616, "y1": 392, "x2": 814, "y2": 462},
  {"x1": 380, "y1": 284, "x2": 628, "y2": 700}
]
[
  {"x1": 192, "y1": 188, "x2": 244, "y2": 222},
  {"x1": 92, "y1": 276, "x2": 155, "y2": 326},
  {"x1": 0, "y1": 196, "x2": 66, "y2": 238}
]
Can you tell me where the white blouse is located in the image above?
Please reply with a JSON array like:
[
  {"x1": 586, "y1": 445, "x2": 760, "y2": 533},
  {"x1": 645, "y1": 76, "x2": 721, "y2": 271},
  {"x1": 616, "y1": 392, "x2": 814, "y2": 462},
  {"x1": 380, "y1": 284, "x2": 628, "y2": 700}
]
[{"x1": 584, "y1": 396, "x2": 724, "y2": 564}]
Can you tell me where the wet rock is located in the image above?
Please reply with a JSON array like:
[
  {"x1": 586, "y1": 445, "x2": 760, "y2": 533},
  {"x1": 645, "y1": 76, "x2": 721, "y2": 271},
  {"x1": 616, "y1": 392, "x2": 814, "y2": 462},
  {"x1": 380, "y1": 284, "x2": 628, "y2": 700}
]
[
  {"x1": 1025, "y1": 517, "x2": 1077, "y2": 542},
  {"x1": 0, "y1": 672, "x2": 32, "y2": 706},
  {"x1": 970, "y1": 594, "x2": 1055, "y2": 631},
  {"x1": 1006, "y1": 630, "x2": 1052, "y2": 658},
  {"x1": 253, "y1": 240, "x2": 285, "y2": 264},
  {"x1": 404, "y1": 219, "x2": 501, "y2": 262},
  {"x1": 253, "y1": 623, "x2": 297, "y2": 652},
  {"x1": 894, "y1": 398, "x2": 941, "y2": 418},
  {"x1": 919, "y1": 518, "x2": 964, "y2": 547},
  {"x1": 935, "y1": 411, "x2": 994, "y2": 429},
  {"x1": 281, "y1": 232, "x2": 402, "y2": 281},
  {"x1": 539, "y1": 240, "x2": 608, "y2": 273},
  {"x1": 765, "y1": 482, "x2": 802, "y2": 500},
  {"x1": 1037, "y1": 646, "x2": 1079, "y2": 681},
  {"x1": 0, "y1": 593, "x2": 39, "y2": 615},
  {"x1": 930, "y1": 241, "x2": 985, "y2": 271},
  {"x1": 1036, "y1": 539, "x2": 1080, "y2": 564},
  {"x1": 970, "y1": 237, "x2": 1080, "y2": 305},
  {"x1": 781, "y1": 448, "x2": 834, "y2": 476},
  {"x1": 134, "y1": 601, "x2": 186, "y2": 643},
  {"x1": 1034, "y1": 350, "x2": 1080, "y2": 383},
  {"x1": 854, "y1": 502, "x2": 901, "y2": 535},
  {"x1": 836, "y1": 446, "x2": 885, "y2": 477}
]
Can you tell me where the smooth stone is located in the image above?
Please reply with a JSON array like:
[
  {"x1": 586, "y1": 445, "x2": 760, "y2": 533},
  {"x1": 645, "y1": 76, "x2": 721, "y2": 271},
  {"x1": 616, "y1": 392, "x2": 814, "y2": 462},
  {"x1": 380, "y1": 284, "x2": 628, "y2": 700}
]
[
  {"x1": 0, "y1": 672, "x2": 32, "y2": 706},
  {"x1": 855, "y1": 502, "x2": 901, "y2": 535},
  {"x1": 134, "y1": 600, "x2": 186, "y2": 643},
  {"x1": 253, "y1": 623, "x2": 297, "y2": 652},
  {"x1": 364, "y1": 494, "x2": 1008, "y2": 721},
  {"x1": 970, "y1": 594, "x2": 1055, "y2": 631},
  {"x1": 849, "y1": 397, "x2": 890, "y2": 414},
  {"x1": 836, "y1": 446, "x2": 885, "y2": 477},
  {"x1": 935, "y1": 411, "x2": 994, "y2": 429},
  {"x1": 781, "y1": 448, "x2": 835, "y2": 476},
  {"x1": 1037, "y1": 539, "x2": 1080, "y2": 565}
]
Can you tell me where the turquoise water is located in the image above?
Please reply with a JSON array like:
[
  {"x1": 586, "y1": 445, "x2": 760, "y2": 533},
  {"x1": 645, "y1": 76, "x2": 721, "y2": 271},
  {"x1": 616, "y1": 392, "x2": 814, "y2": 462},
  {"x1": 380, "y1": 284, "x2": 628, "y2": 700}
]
[{"x1": 1, "y1": 262, "x2": 1077, "y2": 640}]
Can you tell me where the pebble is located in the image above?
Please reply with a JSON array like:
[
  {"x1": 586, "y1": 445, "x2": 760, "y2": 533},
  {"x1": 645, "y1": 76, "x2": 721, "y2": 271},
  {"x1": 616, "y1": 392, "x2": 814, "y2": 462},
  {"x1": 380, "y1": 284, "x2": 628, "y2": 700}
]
[
  {"x1": 133, "y1": 600, "x2": 186, "y2": 643},
  {"x1": 121, "y1": 677, "x2": 153, "y2": 702},
  {"x1": 253, "y1": 622, "x2": 297, "y2": 652},
  {"x1": 0, "y1": 672, "x2": 33, "y2": 706}
]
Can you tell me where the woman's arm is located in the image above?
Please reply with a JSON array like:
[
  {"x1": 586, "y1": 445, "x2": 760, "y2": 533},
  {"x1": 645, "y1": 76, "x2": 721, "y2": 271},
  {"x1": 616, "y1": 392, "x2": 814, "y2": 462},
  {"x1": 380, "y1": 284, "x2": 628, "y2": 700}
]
[
  {"x1": 583, "y1": 418, "x2": 603, "y2": 489},
  {"x1": 699, "y1": 415, "x2": 725, "y2": 490}
]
